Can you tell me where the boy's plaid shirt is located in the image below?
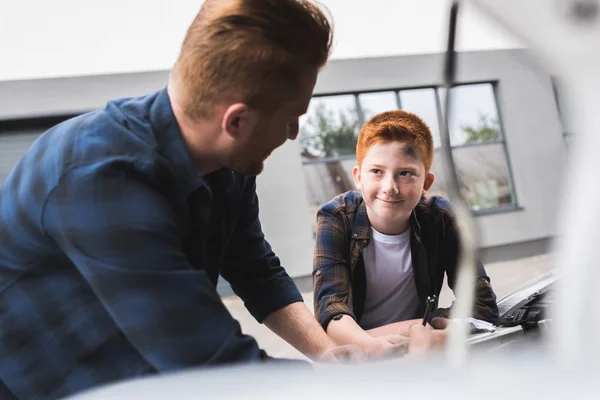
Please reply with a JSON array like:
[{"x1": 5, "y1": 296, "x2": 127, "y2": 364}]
[{"x1": 313, "y1": 190, "x2": 499, "y2": 330}]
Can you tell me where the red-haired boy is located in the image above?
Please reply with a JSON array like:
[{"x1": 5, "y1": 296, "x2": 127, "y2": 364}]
[{"x1": 313, "y1": 110, "x2": 499, "y2": 355}]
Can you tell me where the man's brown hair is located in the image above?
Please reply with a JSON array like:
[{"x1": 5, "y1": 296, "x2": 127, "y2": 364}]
[
  {"x1": 356, "y1": 110, "x2": 435, "y2": 172},
  {"x1": 171, "y1": 0, "x2": 333, "y2": 119}
]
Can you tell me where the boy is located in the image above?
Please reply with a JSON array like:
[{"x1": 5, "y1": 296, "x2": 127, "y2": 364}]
[{"x1": 313, "y1": 110, "x2": 499, "y2": 355}]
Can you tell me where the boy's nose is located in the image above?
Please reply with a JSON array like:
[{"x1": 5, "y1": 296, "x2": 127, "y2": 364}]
[{"x1": 383, "y1": 178, "x2": 399, "y2": 195}]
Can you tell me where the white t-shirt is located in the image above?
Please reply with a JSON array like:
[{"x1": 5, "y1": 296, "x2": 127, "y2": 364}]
[{"x1": 359, "y1": 227, "x2": 420, "y2": 330}]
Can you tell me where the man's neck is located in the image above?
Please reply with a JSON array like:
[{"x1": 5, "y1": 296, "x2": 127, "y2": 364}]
[{"x1": 168, "y1": 86, "x2": 225, "y2": 176}]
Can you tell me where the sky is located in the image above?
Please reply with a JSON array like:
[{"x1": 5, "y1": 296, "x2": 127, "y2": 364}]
[{"x1": 0, "y1": 0, "x2": 525, "y2": 82}]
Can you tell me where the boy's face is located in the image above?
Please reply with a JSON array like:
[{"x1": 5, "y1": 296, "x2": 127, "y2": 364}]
[{"x1": 353, "y1": 141, "x2": 434, "y2": 235}]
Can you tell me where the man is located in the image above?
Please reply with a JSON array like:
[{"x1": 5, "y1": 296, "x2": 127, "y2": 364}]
[{"x1": 0, "y1": 1, "x2": 446, "y2": 399}]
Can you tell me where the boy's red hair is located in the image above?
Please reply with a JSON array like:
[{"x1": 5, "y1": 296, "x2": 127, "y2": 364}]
[{"x1": 356, "y1": 110, "x2": 434, "y2": 172}]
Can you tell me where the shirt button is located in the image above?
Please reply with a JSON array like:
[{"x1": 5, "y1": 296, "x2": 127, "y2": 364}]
[
  {"x1": 353, "y1": 234, "x2": 358, "y2": 238},
  {"x1": 315, "y1": 270, "x2": 322, "y2": 277}
]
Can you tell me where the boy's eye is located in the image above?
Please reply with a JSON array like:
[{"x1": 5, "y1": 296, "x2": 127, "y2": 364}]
[
  {"x1": 370, "y1": 169, "x2": 382, "y2": 174},
  {"x1": 399, "y1": 171, "x2": 415, "y2": 177}
]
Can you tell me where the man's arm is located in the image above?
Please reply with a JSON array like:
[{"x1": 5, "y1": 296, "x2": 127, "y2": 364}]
[
  {"x1": 43, "y1": 164, "x2": 267, "y2": 370},
  {"x1": 263, "y1": 302, "x2": 337, "y2": 360},
  {"x1": 219, "y1": 178, "x2": 341, "y2": 359}
]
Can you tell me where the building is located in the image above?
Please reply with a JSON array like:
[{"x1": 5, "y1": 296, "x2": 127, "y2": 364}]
[{"x1": 0, "y1": 1, "x2": 570, "y2": 288}]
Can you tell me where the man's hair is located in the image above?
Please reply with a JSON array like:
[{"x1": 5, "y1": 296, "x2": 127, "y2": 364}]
[
  {"x1": 356, "y1": 110, "x2": 435, "y2": 172},
  {"x1": 171, "y1": 0, "x2": 333, "y2": 119}
]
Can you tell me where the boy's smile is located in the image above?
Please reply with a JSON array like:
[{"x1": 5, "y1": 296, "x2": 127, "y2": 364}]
[{"x1": 353, "y1": 141, "x2": 434, "y2": 235}]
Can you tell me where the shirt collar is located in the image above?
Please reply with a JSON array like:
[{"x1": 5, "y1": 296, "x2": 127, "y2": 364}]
[
  {"x1": 149, "y1": 88, "x2": 204, "y2": 193},
  {"x1": 148, "y1": 88, "x2": 238, "y2": 194},
  {"x1": 352, "y1": 198, "x2": 371, "y2": 240}
]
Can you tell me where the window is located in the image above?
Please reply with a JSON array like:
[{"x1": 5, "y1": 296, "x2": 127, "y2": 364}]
[
  {"x1": 399, "y1": 88, "x2": 442, "y2": 147},
  {"x1": 298, "y1": 83, "x2": 517, "y2": 234},
  {"x1": 299, "y1": 95, "x2": 360, "y2": 230},
  {"x1": 358, "y1": 91, "x2": 398, "y2": 121},
  {"x1": 433, "y1": 83, "x2": 516, "y2": 212}
]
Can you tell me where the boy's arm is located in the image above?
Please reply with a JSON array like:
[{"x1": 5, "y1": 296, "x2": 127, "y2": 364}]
[
  {"x1": 435, "y1": 213, "x2": 500, "y2": 324},
  {"x1": 327, "y1": 315, "x2": 408, "y2": 356},
  {"x1": 312, "y1": 207, "x2": 408, "y2": 356},
  {"x1": 312, "y1": 207, "x2": 357, "y2": 331},
  {"x1": 365, "y1": 319, "x2": 429, "y2": 337}
]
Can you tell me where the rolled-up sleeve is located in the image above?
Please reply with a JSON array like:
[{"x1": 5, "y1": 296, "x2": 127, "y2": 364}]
[
  {"x1": 312, "y1": 207, "x2": 355, "y2": 330},
  {"x1": 219, "y1": 178, "x2": 303, "y2": 323},
  {"x1": 42, "y1": 163, "x2": 267, "y2": 370}
]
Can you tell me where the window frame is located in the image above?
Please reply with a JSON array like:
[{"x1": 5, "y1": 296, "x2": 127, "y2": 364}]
[{"x1": 299, "y1": 81, "x2": 520, "y2": 216}]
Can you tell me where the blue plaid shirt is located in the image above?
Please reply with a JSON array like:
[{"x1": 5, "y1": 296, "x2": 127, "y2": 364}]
[{"x1": 0, "y1": 89, "x2": 303, "y2": 399}]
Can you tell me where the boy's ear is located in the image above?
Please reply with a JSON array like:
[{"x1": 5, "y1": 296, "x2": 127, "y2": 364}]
[
  {"x1": 352, "y1": 165, "x2": 361, "y2": 188},
  {"x1": 423, "y1": 172, "x2": 435, "y2": 194}
]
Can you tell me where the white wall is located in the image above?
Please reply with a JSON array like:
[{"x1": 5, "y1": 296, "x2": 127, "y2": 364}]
[
  {"x1": 258, "y1": 143, "x2": 315, "y2": 278},
  {"x1": 0, "y1": 0, "x2": 524, "y2": 81}
]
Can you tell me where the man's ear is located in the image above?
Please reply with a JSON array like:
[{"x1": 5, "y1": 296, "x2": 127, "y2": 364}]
[
  {"x1": 423, "y1": 171, "x2": 435, "y2": 194},
  {"x1": 222, "y1": 103, "x2": 257, "y2": 140},
  {"x1": 352, "y1": 165, "x2": 361, "y2": 188}
]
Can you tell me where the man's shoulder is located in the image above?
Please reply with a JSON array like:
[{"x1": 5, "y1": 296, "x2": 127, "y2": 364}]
[
  {"x1": 40, "y1": 93, "x2": 160, "y2": 172},
  {"x1": 319, "y1": 190, "x2": 363, "y2": 217},
  {"x1": 1, "y1": 93, "x2": 166, "y2": 205},
  {"x1": 76, "y1": 94, "x2": 161, "y2": 162}
]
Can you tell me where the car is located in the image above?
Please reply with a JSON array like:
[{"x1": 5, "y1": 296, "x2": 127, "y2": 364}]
[{"x1": 467, "y1": 270, "x2": 557, "y2": 352}]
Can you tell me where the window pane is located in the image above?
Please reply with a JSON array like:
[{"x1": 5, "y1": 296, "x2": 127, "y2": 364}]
[
  {"x1": 358, "y1": 91, "x2": 398, "y2": 121},
  {"x1": 302, "y1": 157, "x2": 357, "y2": 238},
  {"x1": 430, "y1": 143, "x2": 514, "y2": 210},
  {"x1": 302, "y1": 157, "x2": 356, "y2": 207},
  {"x1": 399, "y1": 88, "x2": 441, "y2": 147},
  {"x1": 298, "y1": 95, "x2": 360, "y2": 231},
  {"x1": 442, "y1": 83, "x2": 503, "y2": 146},
  {"x1": 299, "y1": 95, "x2": 359, "y2": 159}
]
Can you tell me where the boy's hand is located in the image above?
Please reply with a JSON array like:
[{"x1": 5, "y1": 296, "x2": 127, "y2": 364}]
[
  {"x1": 365, "y1": 334, "x2": 410, "y2": 359},
  {"x1": 318, "y1": 335, "x2": 408, "y2": 363},
  {"x1": 318, "y1": 344, "x2": 369, "y2": 363},
  {"x1": 430, "y1": 317, "x2": 451, "y2": 330},
  {"x1": 406, "y1": 322, "x2": 449, "y2": 357}
]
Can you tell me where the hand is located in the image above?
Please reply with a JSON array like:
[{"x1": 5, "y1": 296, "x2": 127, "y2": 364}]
[
  {"x1": 318, "y1": 344, "x2": 369, "y2": 363},
  {"x1": 430, "y1": 317, "x2": 451, "y2": 330},
  {"x1": 365, "y1": 334, "x2": 409, "y2": 359},
  {"x1": 406, "y1": 321, "x2": 450, "y2": 357}
]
